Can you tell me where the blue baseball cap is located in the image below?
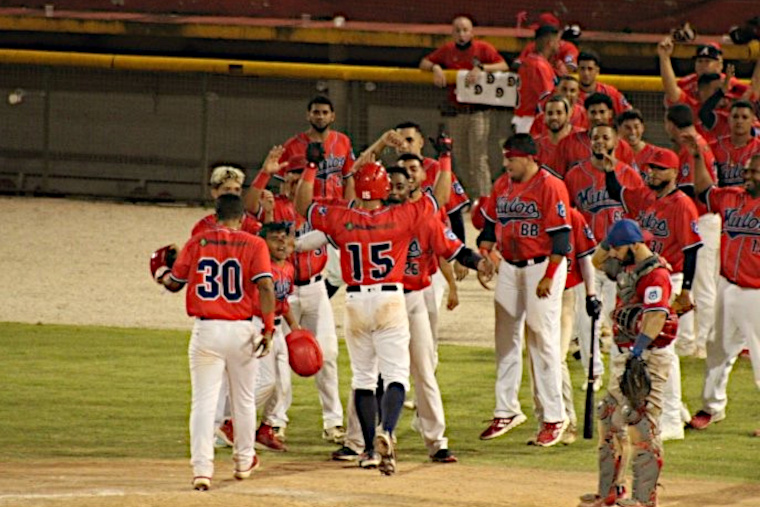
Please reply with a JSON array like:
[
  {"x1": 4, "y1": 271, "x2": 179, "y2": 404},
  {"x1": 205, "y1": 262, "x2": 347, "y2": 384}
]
[{"x1": 606, "y1": 219, "x2": 644, "y2": 247}]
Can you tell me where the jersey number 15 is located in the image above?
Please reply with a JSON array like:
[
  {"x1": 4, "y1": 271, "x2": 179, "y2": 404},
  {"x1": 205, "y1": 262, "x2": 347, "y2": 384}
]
[{"x1": 346, "y1": 242, "x2": 393, "y2": 283}]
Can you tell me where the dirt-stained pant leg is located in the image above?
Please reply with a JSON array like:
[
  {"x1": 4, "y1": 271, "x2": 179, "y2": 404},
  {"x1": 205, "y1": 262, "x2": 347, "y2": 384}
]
[{"x1": 596, "y1": 391, "x2": 628, "y2": 504}]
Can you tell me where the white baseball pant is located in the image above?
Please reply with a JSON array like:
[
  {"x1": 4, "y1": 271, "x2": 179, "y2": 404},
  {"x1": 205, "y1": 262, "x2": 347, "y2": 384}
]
[
  {"x1": 678, "y1": 213, "x2": 720, "y2": 356},
  {"x1": 511, "y1": 115, "x2": 535, "y2": 135},
  {"x1": 660, "y1": 273, "x2": 690, "y2": 439},
  {"x1": 595, "y1": 268, "x2": 617, "y2": 337},
  {"x1": 189, "y1": 318, "x2": 259, "y2": 479},
  {"x1": 288, "y1": 278, "x2": 344, "y2": 429},
  {"x1": 325, "y1": 244, "x2": 343, "y2": 288},
  {"x1": 423, "y1": 268, "x2": 447, "y2": 369},
  {"x1": 574, "y1": 283, "x2": 605, "y2": 384},
  {"x1": 700, "y1": 277, "x2": 760, "y2": 416},
  {"x1": 493, "y1": 258, "x2": 567, "y2": 423},
  {"x1": 257, "y1": 322, "x2": 291, "y2": 426}
]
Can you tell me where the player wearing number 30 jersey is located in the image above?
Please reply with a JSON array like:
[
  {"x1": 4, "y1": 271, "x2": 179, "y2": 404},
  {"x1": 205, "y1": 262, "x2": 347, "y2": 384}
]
[{"x1": 295, "y1": 147, "x2": 453, "y2": 476}]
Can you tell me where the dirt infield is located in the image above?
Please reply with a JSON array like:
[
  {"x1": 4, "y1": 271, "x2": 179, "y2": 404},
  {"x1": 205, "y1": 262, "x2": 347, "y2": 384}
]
[{"x1": 3, "y1": 196, "x2": 758, "y2": 506}]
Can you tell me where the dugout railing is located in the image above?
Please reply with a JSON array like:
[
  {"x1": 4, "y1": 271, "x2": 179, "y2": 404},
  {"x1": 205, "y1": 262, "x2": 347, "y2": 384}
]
[{"x1": 0, "y1": 49, "x2": 748, "y2": 201}]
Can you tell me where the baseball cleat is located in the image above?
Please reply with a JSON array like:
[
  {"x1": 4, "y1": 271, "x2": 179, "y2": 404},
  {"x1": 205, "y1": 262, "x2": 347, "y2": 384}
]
[
  {"x1": 561, "y1": 423, "x2": 578, "y2": 445},
  {"x1": 479, "y1": 414, "x2": 528, "y2": 440},
  {"x1": 256, "y1": 423, "x2": 287, "y2": 452},
  {"x1": 272, "y1": 426, "x2": 286, "y2": 442},
  {"x1": 688, "y1": 409, "x2": 725, "y2": 430},
  {"x1": 374, "y1": 432, "x2": 396, "y2": 476},
  {"x1": 215, "y1": 418, "x2": 234, "y2": 447},
  {"x1": 358, "y1": 451, "x2": 381, "y2": 468},
  {"x1": 233, "y1": 455, "x2": 260, "y2": 480},
  {"x1": 535, "y1": 420, "x2": 568, "y2": 447},
  {"x1": 332, "y1": 446, "x2": 360, "y2": 461},
  {"x1": 431, "y1": 448, "x2": 458, "y2": 463},
  {"x1": 322, "y1": 425, "x2": 347, "y2": 445},
  {"x1": 192, "y1": 477, "x2": 211, "y2": 491}
]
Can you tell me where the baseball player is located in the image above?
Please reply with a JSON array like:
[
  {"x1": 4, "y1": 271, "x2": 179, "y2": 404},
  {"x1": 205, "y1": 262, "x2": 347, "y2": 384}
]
[
  {"x1": 277, "y1": 95, "x2": 356, "y2": 298},
  {"x1": 576, "y1": 51, "x2": 632, "y2": 116},
  {"x1": 254, "y1": 222, "x2": 298, "y2": 453},
  {"x1": 530, "y1": 76, "x2": 589, "y2": 137},
  {"x1": 514, "y1": 13, "x2": 579, "y2": 77},
  {"x1": 294, "y1": 143, "x2": 452, "y2": 475},
  {"x1": 688, "y1": 149, "x2": 760, "y2": 431},
  {"x1": 513, "y1": 24, "x2": 560, "y2": 134},
  {"x1": 604, "y1": 146, "x2": 703, "y2": 441},
  {"x1": 564, "y1": 123, "x2": 644, "y2": 379},
  {"x1": 155, "y1": 194, "x2": 275, "y2": 491},
  {"x1": 709, "y1": 100, "x2": 760, "y2": 188},
  {"x1": 664, "y1": 104, "x2": 719, "y2": 364},
  {"x1": 247, "y1": 150, "x2": 347, "y2": 445},
  {"x1": 580, "y1": 219, "x2": 678, "y2": 507},
  {"x1": 534, "y1": 95, "x2": 585, "y2": 175},
  {"x1": 528, "y1": 206, "x2": 600, "y2": 444},
  {"x1": 477, "y1": 134, "x2": 571, "y2": 447},
  {"x1": 616, "y1": 109, "x2": 659, "y2": 179},
  {"x1": 554, "y1": 93, "x2": 636, "y2": 179}
]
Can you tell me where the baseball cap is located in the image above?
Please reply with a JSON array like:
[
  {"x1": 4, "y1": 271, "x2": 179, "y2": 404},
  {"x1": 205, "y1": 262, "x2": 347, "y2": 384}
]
[
  {"x1": 529, "y1": 12, "x2": 561, "y2": 30},
  {"x1": 535, "y1": 24, "x2": 560, "y2": 39},
  {"x1": 693, "y1": 43, "x2": 722, "y2": 60},
  {"x1": 647, "y1": 148, "x2": 680, "y2": 171},
  {"x1": 287, "y1": 155, "x2": 308, "y2": 172},
  {"x1": 606, "y1": 219, "x2": 645, "y2": 247}
]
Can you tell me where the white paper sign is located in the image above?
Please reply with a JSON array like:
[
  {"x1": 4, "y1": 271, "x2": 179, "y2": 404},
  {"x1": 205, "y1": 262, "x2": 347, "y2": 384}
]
[{"x1": 455, "y1": 70, "x2": 518, "y2": 107}]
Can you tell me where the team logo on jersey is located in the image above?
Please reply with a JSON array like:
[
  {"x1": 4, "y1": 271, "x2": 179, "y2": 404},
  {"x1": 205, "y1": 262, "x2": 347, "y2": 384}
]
[
  {"x1": 718, "y1": 163, "x2": 745, "y2": 187},
  {"x1": 583, "y1": 225, "x2": 594, "y2": 240},
  {"x1": 495, "y1": 197, "x2": 541, "y2": 223},
  {"x1": 681, "y1": 163, "x2": 690, "y2": 178},
  {"x1": 453, "y1": 181, "x2": 465, "y2": 195},
  {"x1": 575, "y1": 187, "x2": 621, "y2": 214},
  {"x1": 317, "y1": 206, "x2": 328, "y2": 216},
  {"x1": 644, "y1": 286, "x2": 663, "y2": 304},
  {"x1": 318, "y1": 155, "x2": 347, "y2": 179},
  {"x1": 723, "y1": 208, "x2": 760, "y2": 239},
  {"x1": 691, "y1": 220, "x2": 699, "y2": 234},
  {"x1": 445, "y1": 228, "x2": 458, "y2": 241},
  {"x1": 557, "y1": 201, "x2": 567, "y2": 218},
  {"x1": 274, "y1": 278, "x2": 292, "y2": 302},
  {"x1": 407, "y1": 238, "x2": 422, "y2": 258},
  {"x1": 637, "y1": 211, "x2": 670, "y2": 238}
]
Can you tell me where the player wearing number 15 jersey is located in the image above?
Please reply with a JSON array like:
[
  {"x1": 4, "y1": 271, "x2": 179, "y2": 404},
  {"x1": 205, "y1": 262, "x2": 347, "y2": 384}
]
[
  {"x1": 295, "y1": 146, "x2": 453, "y2": 476},
  {"x1": 158, "y1": 194, "x2": 275, "y2": 490}
]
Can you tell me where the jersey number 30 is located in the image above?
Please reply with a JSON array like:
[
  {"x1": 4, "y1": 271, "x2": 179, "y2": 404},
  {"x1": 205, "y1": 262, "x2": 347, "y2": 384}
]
[
  {"x1": 346, "y1": 242, "x2": 393, "y2": 283},
  {"x1": 196, "y1": 258, "x2": 243, "y2": 302}
]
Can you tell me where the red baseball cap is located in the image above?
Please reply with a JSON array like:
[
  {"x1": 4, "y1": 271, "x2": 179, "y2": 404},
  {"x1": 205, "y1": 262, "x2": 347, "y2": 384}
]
[
  {"x1": 529, "y1": 12, "x2": 561, "y2": 30},
  {"x1": 647, "y1": 148, "x2": 680, "y2": 170}
]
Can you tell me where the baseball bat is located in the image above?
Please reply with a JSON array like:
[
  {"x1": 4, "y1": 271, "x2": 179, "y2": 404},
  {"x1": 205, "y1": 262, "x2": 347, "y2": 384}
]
[{"x1": 583, "y1": 313, "x2": 598, "y2": 439}]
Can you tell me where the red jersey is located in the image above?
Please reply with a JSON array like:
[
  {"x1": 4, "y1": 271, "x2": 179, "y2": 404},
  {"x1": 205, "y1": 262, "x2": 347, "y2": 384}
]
[
  {"x1": 483, "y1": 169, "x2": 571, "y2": 261},
  {"x1": 565, "y1": 160, "x2": 643, "y2": 241},
  {"x1": 530, "y1": 103, "x2": 588, "y2": 137},
  {"x1": 425, "y1": 39, "x2": 506, "y2": 107},
  {"x1": 517, "y1": 40, "x2": 579, "y2": 76},
  {"x1": 278, "y1": 131, "x2": 355, "y2": 200},
  {"x1": 191, "y1": 212, "x2": 262, "y2": 237},
  {"x1": 578, "y1": 82, "x2": 631, "y2": 116},
  {"x1": 631, "y1": 143, "x2": 658, "y2": 179},
  {"x1": 555, "y1": 130, "x2": 635, "y2": 179},
  {"x1": 677, "y1": 73, "x2": 748, "y2": 103},
  {"x1": 566, "y1": 207, "x2": 597, "y2": 289},
  {"x1": 306, "y1": 194, "x2": 439, "y2": 286},
  {"x1": 621, "y1": 187, "x2": 702, "y2": 273},
  {"x1": 535, "y1": 125, "x2": 585, "y2": 176},
  {"x1": 705, "y1": 186, "x2": 760, "y2": 288},
  {"x1": 676, "y1": 134, "x2": 716, "y2": 215},
  {"x1": 404, "y1": 214, "x2": 464, "y2": 292},
  {"x1": 710, "y1": 135, "x2": 760, "y2": 188},
  {"x1": 267, "y1": 195, "x2": 330, "y2": 283},
  {"x1": 515, "y1": 52, "x2": 556, "y2": 117},
  {"x1": 251, "y1": 260, "x2": 294, "y2": 319},
  {"x1": 422, "y1": 157, "x2": 470, "y2": 213},
  {"x1": 171, "y1": 227, "x2": 272, "y2": 320}
]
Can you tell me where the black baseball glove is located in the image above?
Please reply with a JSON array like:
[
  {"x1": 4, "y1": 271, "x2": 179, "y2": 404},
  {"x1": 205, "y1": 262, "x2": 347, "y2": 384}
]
[
  {"x1": 620, "y1": 355, "x2": 651, "y2": 408},
  {"x1": 585, "y1": 295, "x2": 602, "y2": 319},
  {"x1": 306, "y1": 142, "x2": 325, "y2": 165}
]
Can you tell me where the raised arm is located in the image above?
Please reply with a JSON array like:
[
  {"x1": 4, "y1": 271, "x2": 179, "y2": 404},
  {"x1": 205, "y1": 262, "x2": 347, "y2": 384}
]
[
  {"x1": 682, "y1": 132, "x2": 714, "y2": 195},
  {"x1": 658, "y1": 36, "x2": 682, "y2": 105},
  {"x1": 295, "y1": 163, "x2": 316, "y2": 217},
  {"x1": 244, "y1": 145, "x2": 286, "y2": 214}
]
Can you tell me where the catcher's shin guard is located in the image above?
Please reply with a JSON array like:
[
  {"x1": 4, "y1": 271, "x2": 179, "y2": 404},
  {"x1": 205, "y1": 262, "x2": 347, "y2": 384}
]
[
  {"x1": 629, "y1": 413, "x2": 662, "y2": 507},
  {"x1": 597, "y1": 395, "x2": 628, "y2": 504}
]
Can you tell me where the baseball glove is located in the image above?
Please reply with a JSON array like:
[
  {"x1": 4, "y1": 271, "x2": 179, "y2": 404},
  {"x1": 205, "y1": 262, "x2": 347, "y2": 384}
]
[
  {"x1": 285, "y1": 328, "x2": 323, "y2": 377},
  {"x1": 150, "y1": 244, "x2": 178, "y2": 283},
  {"x1": 620, "y1": 355, "x2": 651, "y2": 408}
]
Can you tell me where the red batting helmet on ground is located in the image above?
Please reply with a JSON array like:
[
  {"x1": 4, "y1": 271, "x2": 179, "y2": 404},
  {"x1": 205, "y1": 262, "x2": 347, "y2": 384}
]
[
  {"x1": 285, "y1": 329, "x2": 323, "y2": 377},
  {"x1": 354, "y1": 162, "x2": 390, "y2": 201}
]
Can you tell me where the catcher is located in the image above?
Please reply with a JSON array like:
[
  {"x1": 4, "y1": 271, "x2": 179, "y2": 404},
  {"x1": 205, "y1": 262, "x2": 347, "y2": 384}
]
[{"x1": 579, "y1": 219, "x2": 678, "y2": 507}]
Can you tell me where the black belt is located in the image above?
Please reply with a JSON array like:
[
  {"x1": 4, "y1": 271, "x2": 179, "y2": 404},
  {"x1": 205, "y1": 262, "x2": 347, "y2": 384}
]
[
  {"x1": 504, "y1": 256, "x2": 547, "y2": 268},
  {"x1": 403, "y1": 288, "x2": 413, "y2": 294},
  {"x1": 346, "y1": 284, "x2": 399, "y2": 293},
  {"x1": 199, "y1": 317, "x2": 252, "y2": 321},
  {"x1": 274, "y1": 317, "x2": 282, "y2": 326},
  {"x1": 295, "y1": 274, "x2": 322, "y2": 286}
]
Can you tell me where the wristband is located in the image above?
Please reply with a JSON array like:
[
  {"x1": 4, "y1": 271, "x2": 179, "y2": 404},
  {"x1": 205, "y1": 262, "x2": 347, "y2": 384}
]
[
  {"x1": 302, "y1": 163, "x2": 317, "y2": 184},
  {"x1": 251, "y1": 171, "x2": 271, "y2": 190},
  {"x1": 599, "y1": 239, "x2": 610, "y2": 251},
  {"x1": 631, "y1": 333, "x2": 653, "y2": 358},
  {"x1": 263, "y1": 312, "x2": 276, "y2": 335},
  {"x1": 543, "y1": 259, "x2": 561, "y2": 280},
  {"x1": 438, "y1": 152, "x2": 452, "y2": 167}
]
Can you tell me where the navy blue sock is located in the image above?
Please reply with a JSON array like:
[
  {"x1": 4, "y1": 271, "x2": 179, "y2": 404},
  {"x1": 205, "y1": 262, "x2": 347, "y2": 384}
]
[
  {"x1": 375, "y1": 375, "x2": 385, "y2": 422},
  {"x1": 354, "y1": 389, "x2": 377, "y2": 453},
  {"x1": 381, "y1": 382, "x2": 406, "y2": 434}
]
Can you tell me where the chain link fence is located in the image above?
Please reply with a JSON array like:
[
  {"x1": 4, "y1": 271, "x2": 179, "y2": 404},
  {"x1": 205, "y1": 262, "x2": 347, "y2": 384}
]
[{"x1": 0, "y1": 63, "x2": 672, "y2": 201}]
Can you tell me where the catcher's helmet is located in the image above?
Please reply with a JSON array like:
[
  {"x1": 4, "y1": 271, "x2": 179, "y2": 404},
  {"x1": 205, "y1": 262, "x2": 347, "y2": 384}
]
[{"x1": 354, "y1": 162, "x2": 390, "y2": 201}]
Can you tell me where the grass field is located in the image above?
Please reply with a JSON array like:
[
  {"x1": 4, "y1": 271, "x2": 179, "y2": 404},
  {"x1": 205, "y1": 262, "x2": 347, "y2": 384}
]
[{"x1": 1, "y1": 321, "x2": 758, "y2": 483}]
